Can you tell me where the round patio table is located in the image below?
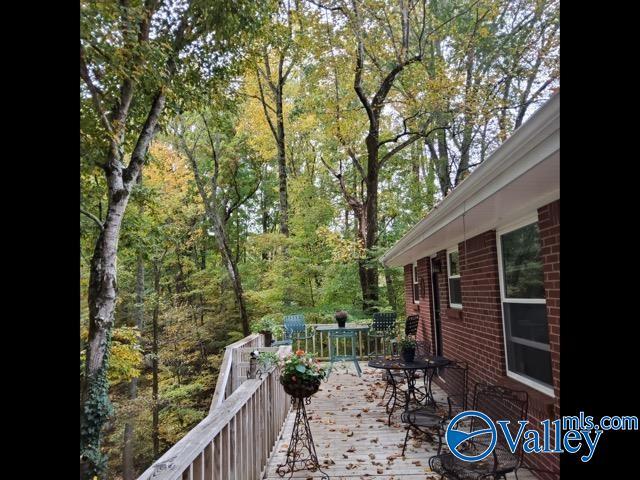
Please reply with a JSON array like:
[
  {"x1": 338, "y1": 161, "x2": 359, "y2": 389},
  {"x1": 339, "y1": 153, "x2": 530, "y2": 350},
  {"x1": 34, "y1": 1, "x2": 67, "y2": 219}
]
[{"x1": 368, "y1": 356, "x2": 450, "y2": 425}]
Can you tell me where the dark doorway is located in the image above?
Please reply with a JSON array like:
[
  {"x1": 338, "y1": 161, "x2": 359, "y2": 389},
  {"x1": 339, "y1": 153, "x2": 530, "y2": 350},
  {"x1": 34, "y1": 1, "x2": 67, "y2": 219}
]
[{"x1": 431, "y1": 257, "x2": 443, "y2": 359}]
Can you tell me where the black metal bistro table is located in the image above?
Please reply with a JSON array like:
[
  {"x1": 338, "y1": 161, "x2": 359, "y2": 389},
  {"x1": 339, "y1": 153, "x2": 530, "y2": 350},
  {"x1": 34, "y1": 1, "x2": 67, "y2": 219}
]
[{"x1": 368, "y1": 355, "x2": 451, "y2": 425}]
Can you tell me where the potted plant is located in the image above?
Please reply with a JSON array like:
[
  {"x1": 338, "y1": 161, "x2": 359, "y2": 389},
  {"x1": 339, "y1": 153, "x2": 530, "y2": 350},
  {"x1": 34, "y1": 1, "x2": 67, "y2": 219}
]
[
  {"x1": 251, "y1": 314, "x2": 284, "y2": 346},
  {"x1": 250, "y1": 349, "x2": 279, "y2": 377},
  {"x1": 399, "y1": 336, "x2": 417, "y2": 363},
  {"x1": 278, "y1": 349, "x2": 326, "y2": 398},
  {"x1": 335, "y1": 310, "x2": 348, "y2": 328},
  {"x1": 258, "y1": 351, "x2": 279, "y2": 371}
]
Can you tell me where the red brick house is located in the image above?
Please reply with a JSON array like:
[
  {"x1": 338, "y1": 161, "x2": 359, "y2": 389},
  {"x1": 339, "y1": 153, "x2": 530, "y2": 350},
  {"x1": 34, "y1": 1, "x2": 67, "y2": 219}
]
[{"x1": 381, "y1": 93, "x2": 559, "y2": 478}]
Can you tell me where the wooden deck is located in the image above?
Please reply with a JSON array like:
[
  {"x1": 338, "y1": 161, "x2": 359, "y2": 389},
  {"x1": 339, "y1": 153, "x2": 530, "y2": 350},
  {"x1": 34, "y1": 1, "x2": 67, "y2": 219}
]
[{"x1": 264, "y1": 362, "x2": 536, "y2": 480}]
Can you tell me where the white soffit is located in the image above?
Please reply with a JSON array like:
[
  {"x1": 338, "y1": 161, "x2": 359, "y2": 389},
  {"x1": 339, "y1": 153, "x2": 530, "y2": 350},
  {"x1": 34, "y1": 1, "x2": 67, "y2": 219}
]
[{"x1": 381, "y1": 93, "x2": 560, "y2": 267}]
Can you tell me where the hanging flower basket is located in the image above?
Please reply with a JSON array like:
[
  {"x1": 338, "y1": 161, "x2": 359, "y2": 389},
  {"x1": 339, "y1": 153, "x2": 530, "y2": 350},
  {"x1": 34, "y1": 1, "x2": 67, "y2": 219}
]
[
  {"x1": 279, "y1": 349, "x2": 326, "y2": 398},
  {"x1": 281, "y1": 377, "x2": 321, "y2": 398}
]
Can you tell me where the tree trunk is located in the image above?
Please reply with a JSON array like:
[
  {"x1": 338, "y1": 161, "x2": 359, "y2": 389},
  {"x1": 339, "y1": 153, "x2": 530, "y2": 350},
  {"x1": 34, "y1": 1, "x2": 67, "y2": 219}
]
[
  {"x1": 211, "y1": 217, "x2": 250, "y2": 335},
  {"x1": 80, "y1": 191, "x2": 129, "y2": 478},
  {"x1": 152, "y1": 262, "x2": 161, "y2": 458},
  {"x1": 276, "y1": 85, "x2": 289, "y2": 237},
  {"x1": 384, "y1": 267, "x2": 397, "y2": 312},
  {"x1": 362, "y1": 130, "x2": 380, "y2": 314},
  {"x1": 122, "y1": 247, "x2": 145, "y2": 480}
]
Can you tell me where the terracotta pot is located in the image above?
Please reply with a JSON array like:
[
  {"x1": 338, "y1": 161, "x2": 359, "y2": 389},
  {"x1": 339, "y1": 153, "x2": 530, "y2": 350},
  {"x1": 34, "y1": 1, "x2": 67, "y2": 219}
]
[{"x1": 281, "y1": 377, "x2": 321, "y2": 398}]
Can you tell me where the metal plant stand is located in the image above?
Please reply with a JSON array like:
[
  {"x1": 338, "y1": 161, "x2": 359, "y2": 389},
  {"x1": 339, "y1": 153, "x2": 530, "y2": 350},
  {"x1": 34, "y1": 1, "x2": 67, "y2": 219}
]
[{"x1": 277, "y1": 396, "x2": 329, "y2": 479}]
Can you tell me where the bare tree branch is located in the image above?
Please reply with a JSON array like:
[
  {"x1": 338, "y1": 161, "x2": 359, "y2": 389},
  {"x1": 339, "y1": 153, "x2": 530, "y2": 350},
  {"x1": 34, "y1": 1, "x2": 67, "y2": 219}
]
[
  {"x1": 80, "y1": 45, "x2": 114, "y2": 137},
  {"x1": 80, "y1": 207, "x2": 105, "y2": 231}
]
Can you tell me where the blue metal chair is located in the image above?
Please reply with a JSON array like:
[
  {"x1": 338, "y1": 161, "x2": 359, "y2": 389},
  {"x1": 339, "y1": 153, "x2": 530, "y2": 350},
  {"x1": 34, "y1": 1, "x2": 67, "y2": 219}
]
[{"x1": 271, "y1": 314, "x2": 313, "y2": 347}]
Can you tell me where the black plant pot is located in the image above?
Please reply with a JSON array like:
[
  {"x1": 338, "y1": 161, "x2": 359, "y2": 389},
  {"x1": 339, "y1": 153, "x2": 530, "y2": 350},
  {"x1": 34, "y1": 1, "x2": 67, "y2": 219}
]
[
  {"x1": 281, "y1": 377, "x2": 321, "y2": 398},
  {"x1": 336, "y1": 318, "x2": 346, "y2": 328},
  {"x1": 400, "y1": 347, "x2": 416, "y2": 363},
  {"x1": 261, "y1": 330, "x2": 273, "y2": 346}
]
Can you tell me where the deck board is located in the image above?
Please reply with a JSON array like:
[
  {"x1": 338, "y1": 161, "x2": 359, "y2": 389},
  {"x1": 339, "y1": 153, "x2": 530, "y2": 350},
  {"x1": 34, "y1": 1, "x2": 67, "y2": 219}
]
[{"x1": 263, "y1": 362, "x2": 536, "y2": 480}]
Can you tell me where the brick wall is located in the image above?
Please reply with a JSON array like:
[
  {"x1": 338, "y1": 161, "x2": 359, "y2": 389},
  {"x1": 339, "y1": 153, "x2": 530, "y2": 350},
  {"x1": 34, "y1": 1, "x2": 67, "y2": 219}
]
[
  {"x1": 404, "y1": 264, "x2": 419, "y2": 317},
  {"x1": 401, "y1": 200, "x2": 561, "y2": 478},
  {"x1": 538, "y1": 200, "x2": 560, "y2": 416},
  {"x1": 422, "y1": 232, "x2": 507, "y2": 388}
]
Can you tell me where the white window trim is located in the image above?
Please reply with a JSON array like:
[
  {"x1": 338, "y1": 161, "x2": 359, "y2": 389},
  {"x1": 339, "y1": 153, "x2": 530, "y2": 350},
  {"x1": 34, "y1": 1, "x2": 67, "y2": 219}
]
[
  {"x1": 446, "y1": 247, "x2": 462, "y2": 309},
  {"x1": 497, "y1": 216, "x2": 555, "y2": 397},
  {"x1": 412, "y1": 261, "x2": 420, "y2": 304}
]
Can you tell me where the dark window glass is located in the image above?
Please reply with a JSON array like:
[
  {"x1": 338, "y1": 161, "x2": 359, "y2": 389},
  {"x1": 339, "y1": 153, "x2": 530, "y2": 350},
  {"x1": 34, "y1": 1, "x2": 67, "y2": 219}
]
[
  {"x1": 503, "y1": 303, "x2": 550, "y2": 344},
  {"x1": 449, "y1": 251, "x2": 459, "y2": 276},
  {"x1": 449, "y1": 277, "x2": 461, "y2": 305},
  {"x1": 506, "y1": 341, "x2": 553, "y2": 387},
  {"x1": 413, "y1": 283, "x2": 420, "y2": 302},
  {"x1": 501, "y1": 223, "x2": 545, "y2": 298}
]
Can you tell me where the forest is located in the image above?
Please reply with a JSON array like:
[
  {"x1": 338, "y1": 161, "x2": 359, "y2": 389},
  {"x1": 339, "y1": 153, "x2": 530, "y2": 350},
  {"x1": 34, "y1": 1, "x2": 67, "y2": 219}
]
[{"x1": 79, "y1": 0, "x2": 559, "y2": 478}]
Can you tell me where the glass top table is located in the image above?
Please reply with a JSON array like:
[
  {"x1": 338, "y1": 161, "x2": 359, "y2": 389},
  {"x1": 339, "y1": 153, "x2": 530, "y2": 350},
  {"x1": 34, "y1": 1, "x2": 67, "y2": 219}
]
[
  {"x1": 315, "y1": 325, "x2": 369, "y2": 377},
  {"x1": 368, "y1": 355, "x2": 451, "y2": 425}
]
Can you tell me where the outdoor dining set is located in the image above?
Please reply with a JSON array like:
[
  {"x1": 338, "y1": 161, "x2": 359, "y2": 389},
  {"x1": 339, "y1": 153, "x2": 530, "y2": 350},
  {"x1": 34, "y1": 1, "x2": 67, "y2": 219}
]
[{"x1": 269, "y1": 312, "x2": 531, "y2": 480}]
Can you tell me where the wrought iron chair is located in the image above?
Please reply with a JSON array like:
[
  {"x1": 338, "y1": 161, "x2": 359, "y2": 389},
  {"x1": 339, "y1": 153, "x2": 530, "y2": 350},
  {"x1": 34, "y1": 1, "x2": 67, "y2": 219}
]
[
  {"x1": 271, "y1": 314, "x2": 314, "y2": 348},
  {"x1": 400, "y1": 361, "x2": 468, "y2": 456},
  {"x1": 429, "y1": 382, "x2": 529, "y2": 480},
  {"x1": 367, "y1": 312, "x2": 397, "y2": 358}
]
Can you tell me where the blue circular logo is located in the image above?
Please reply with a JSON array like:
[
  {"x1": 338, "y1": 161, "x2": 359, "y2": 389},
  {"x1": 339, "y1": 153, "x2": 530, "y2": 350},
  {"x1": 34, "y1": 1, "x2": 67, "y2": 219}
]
[{"x1": 445, "y1": 410, "x2": 497, "y2": 462}]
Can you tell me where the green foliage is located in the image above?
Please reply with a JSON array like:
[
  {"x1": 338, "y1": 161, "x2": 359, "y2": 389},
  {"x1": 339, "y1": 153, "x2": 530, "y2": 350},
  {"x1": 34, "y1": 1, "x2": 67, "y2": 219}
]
[
  {"x1": 278, "y1": 351, "x2": 326, "y2": 385},
  {"x1": 80, "y1": 0, "x2": 559, "y2": 476},
  {"x1": 250, "y1": 313, "x2": 285, "y2": 336},
  {"x1": 257, "y1": 351, "x2": 279, "y2": 370}
]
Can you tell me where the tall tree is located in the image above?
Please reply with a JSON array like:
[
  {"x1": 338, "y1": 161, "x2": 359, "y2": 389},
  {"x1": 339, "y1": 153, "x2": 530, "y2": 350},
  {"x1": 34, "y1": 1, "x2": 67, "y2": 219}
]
[
  {"x1": 79, "y1": 1, "x2": 271, "y2": 476},
  {"x1": 173, "y1": 110, "x2": 261, "y2": 336},
  {"x1": 253, "y1": 1, "x2": 300, "y2": 236},
  {"x1": 314, "y1": 0, "x2": 467, "y2": 312}
]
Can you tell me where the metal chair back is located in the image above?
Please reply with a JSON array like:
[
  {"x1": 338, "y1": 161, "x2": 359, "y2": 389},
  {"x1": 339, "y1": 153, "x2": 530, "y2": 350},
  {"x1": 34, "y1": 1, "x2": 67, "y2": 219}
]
[
  {"x1": 371, "y1": 312, "x2": 397, "y2": 332},
  {"x1": 405, "y1": 315, "x2": 419, "y2": 336},
  {"x1": 283, "y1": 314, "x2": 305, "y2": 340},
  {"x1": 471, "y1": 383, "x2": 529, "y2": 463},
  {"x1": 440, "y1": 361, "x2": 468, "y2": 414}
]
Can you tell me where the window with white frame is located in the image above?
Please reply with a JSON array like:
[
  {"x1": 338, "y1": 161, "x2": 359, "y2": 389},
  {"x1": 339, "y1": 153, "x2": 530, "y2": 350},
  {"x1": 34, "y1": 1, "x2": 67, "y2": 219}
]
[
  {"x1": 498, "y1": 220, "x2": 553, "y2": 394},
  {"x1": 447, "y1": 249, "x2": 462, "y2": 308},
  {"x1": 412, "y1": 262, "x2": 420, "y2": 303}
]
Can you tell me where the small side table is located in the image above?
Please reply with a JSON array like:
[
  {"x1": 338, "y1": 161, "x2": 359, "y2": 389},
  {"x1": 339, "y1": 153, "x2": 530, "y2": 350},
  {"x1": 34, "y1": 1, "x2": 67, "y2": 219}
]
[{"x1": 315, "y1": 325, "x2": 369, "y2": 378}]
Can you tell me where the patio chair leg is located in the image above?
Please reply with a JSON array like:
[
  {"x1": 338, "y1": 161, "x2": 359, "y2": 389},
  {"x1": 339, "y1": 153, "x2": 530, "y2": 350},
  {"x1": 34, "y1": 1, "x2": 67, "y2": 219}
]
[
  {"x1": 402, "y1": 426, "x2": 410, "y2": 456},
  {"x1": 436, "y1": 428, "x2": 443, "y2": 455}
]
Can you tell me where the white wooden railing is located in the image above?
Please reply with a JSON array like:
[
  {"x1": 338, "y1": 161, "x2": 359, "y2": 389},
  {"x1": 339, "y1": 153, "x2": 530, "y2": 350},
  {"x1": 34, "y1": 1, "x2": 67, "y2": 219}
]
[
  {"x1": 272, "y1": 322, "x2": 375, "y2": 359},
  {"x1": 138, "y1": 342, "x2": 292, "y2": 480},
  {"x1": 209, "y1": 333, "x2": 264, "y2": 413}
]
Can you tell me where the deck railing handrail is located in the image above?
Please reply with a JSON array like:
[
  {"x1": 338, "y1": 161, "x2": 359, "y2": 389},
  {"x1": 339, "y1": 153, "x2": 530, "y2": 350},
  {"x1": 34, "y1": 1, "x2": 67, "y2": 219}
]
[
  {"x1": 272, "y1": 322, "x2": 378, "y2": 360},
  {"x1": 137, "y1": 344, "x2": 291, "y2": 480},
  {"x1": 210, "y1": 333, "x2": 263, "y2": 413}
]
